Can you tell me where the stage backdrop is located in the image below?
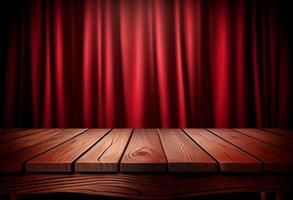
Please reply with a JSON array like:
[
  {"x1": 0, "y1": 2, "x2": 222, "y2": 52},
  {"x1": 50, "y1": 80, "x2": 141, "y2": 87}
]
[{"x1": 0, "y1": 0, "x2": 292, "y2": 128}]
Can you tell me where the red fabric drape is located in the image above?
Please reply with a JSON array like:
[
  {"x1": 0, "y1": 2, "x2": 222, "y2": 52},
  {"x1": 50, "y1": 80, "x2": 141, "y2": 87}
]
[{"x1": 0, "y1": 0, "x2": 291, "y2": 128}]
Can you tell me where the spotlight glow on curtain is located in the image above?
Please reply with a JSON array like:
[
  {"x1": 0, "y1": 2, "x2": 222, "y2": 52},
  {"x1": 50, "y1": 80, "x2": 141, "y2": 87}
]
[{"x1": 1, "y1": 0, "x2": 291, "y2": 128}]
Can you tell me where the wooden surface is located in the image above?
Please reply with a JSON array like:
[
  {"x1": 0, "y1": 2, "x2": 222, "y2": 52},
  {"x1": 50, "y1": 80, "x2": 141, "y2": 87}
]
[
  {"x1": 0, "y1": 174, "x2": 292, "y2": 199},
  {"x1": 158, "y1": 129, "x2": 217, "y2": 172},
  {"x1": 263, "y1": 128, "x2": 293, "y2": 139},
  {"x1": 0, "y1": 129, "x2": 42, "y2": 142},
  {"x1": 0, "y1": 128, "x2": 292, "y2": 173},
  {"x1": 0, "y1": 128, "x2": 293, "y2": 198},
  {"x1": 234, "y1": 129, "x2": 293, "y2": 152},
  {"x1": 209, "y1": 129, "x2": 293, "y2": 172},
  {"x1": 184, "y1": 129, "x2": 262, "y2": 172},
  {"x1": 120, "y1": 129, "x2": 167, "y2": 172},
  {"x1": 0, "y1": 129, "x2": 60, "y2": 156},
  {"x1": 0, "y1": 129, "x2": 23, "y2": 134},
  {"x1": 76, "y1": 129, "x2": 132, "y2": 172},
  {"x1": 26, "y1": 129, "x2": 109, "y2": 172},
  {"x1": 0, "y1": 129, "x2": 87, "y2": 172}
]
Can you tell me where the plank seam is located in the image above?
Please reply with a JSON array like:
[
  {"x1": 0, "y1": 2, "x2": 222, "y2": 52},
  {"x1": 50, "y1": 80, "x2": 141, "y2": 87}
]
[
  {"x1": 261, "y1": 128, "x2": 293, "y2": 140},
  {"x1": 24, "y1": 129, "x2": 89, "y2": 173},
  {"x1": 97, "y1": 139, "x2": 115, "y2": 162},
  {"x1": 156, "y1": 129, "x2": 169, "y2": 172},
  {"x1": 181, "y1": 129, "x2": 220, "y2": 172},
  {"x1": 232, "y1": 129, "x2": 292, "y2": 153},
  {"x1": 0, "y1": 129, "x2": 61, "y2": 157},
  {"x1": 71, "y1": 129, "x2": 113, "y2": 173},
  {"x1": 0, "y1": 129, "x2": 46, "y2": 143},
  {"x1": 206, "y1": 129, "x2": 265, "y2": 173},
  {"x1": 157, "y1": 129, "x2": 171, "y2": 172},
  {"x1": 118, "y1": 129, "x2": 134, "y2": 172}
]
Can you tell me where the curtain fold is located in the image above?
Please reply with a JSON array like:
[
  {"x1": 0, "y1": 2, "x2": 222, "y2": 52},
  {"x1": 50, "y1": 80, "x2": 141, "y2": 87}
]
[{"x1": 0, "y1": 0, "x2": 291, "y2": 128}]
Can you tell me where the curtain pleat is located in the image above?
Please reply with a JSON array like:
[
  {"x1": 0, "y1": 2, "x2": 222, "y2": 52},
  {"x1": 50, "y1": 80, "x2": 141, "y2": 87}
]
[{"x1": 1, "y1": 0, "x2": 291, "y2": 128}]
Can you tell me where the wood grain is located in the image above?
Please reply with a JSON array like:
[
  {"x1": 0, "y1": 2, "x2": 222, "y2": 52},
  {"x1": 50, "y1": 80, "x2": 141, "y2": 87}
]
[
  {"x1": 120, "y1": 129, "x2": 166, "y2": 172},
  {"x1": 184, "y1": 129, "x2": 262, "y2": 172},
  {"x1": 1, "y1": 128, "x2": 292, "y2": 174},
  {"x1": 0, "y1": 129, "x2": 61, "y2": 156},
  {"x1": 0, "y1": 129, "x2": 24, "y2": 134},
  {"x1": 234, "y1": 129, "x2": 293, "y2": 152},
  {"x1": 0, "y1": 129, "x2": 45, "y2": 143},
  {"x1": 0, "y1": 129, "x2": 293, "y2": 199},
  {"x1": 76, "y1": 129, "x2": 132, "y2": 172},
  {"x1": 26, "y1": 129, "x2": 110, "y2": 172},
  {"x1": 0, "y1": 129, "x2": 86, "y2": 172},
  {"x1": 158, "y1": 129, "x2": 218, "y2": 172},
  {"x1": 263, "y1": 129, "x2": 293, "y2": 139},
  {"x1": 1, "y1": 174, "x2": 292, "y2": 199},
  {"x1": 209, "y1": 129, "x2": 293, "y2": 172}
]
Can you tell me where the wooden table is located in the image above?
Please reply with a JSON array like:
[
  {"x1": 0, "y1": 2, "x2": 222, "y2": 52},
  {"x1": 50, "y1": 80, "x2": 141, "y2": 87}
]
[{"x1": 0, "y1": 128, "x2": 292, "y2": 199}]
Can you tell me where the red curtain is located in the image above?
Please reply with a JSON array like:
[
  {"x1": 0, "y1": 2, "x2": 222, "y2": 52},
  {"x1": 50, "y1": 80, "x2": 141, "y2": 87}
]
[{"x1": 0, "y1": 0, "x2": 291, "y2": 128}]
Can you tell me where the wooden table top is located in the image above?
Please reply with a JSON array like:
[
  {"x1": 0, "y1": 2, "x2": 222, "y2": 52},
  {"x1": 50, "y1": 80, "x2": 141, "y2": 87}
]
[{"x1": 0, "y1": 128, "x2": 292, "y2": 174}]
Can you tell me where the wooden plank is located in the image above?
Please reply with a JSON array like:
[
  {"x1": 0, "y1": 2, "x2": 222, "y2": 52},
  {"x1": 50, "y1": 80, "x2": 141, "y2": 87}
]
[
  {"x1": 120, "y1": 129, "x2": 166, "y2": 172},
  {"x1": 0, "y1": 129, "x2": 24, "y2": 134},
  {"x1": 26, "y1": 129, "x2": 110, "y2": 172},
  {"x1": 234, "y1": 129, "x2": 293, "y2": 152},
  {"x1": 183, "y1": 129, "x2": 262, "y2": 173},
  {"x1": 158, "y1": 129, "x2": 218, "y2": 172},
  {"x1": 0, "y1": 174, "x2": 292, "y2": 199},
  {"x1": 0, "y1": 129, "x2": 87, "y2": 172},
  {"x1": 0, "y1": 129, "x2": 48, "y2": 143},
  {"x1": 0, "y1": 129, "x2": 61, "y2": 156},
  {"x1": 76, "y1": 129, "x2": 132, "y2": 172},
  {"x1": 263, "y1": 129, "x2": 293, "y2": 139},
  {"x1": 208, "y1": 129, "x2": 293, "y2": 173}
]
